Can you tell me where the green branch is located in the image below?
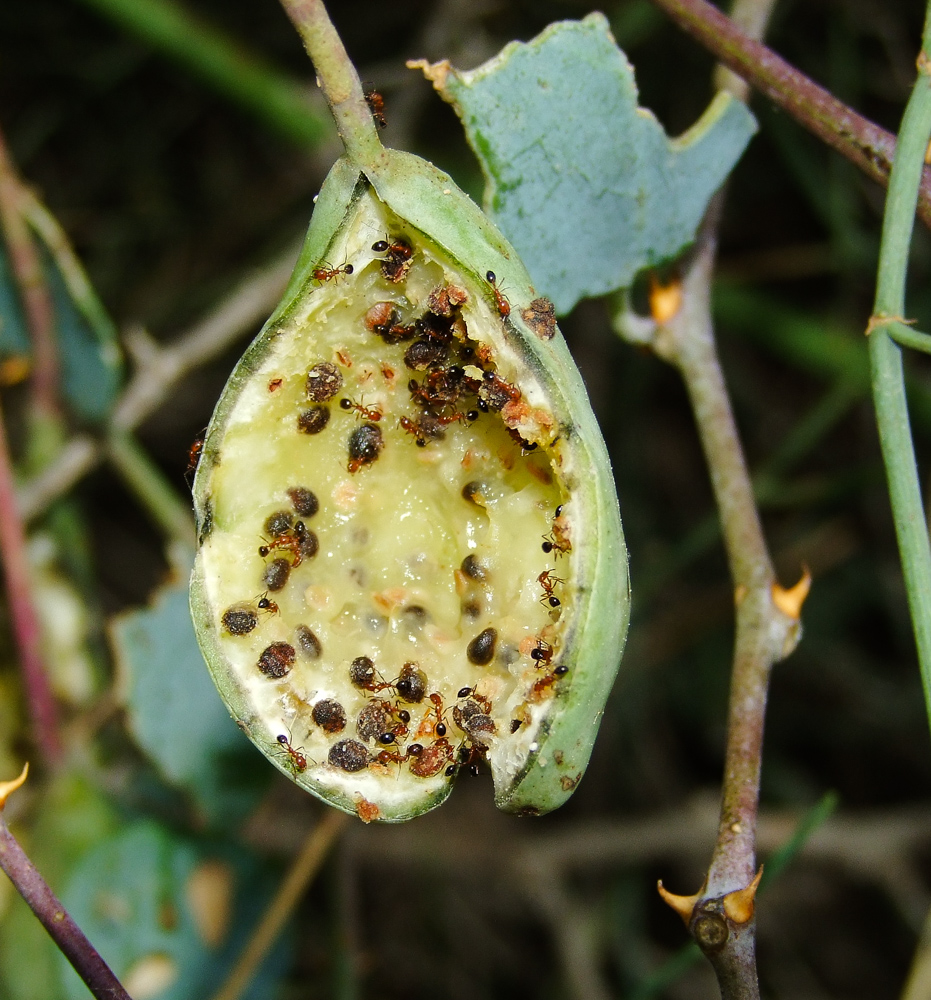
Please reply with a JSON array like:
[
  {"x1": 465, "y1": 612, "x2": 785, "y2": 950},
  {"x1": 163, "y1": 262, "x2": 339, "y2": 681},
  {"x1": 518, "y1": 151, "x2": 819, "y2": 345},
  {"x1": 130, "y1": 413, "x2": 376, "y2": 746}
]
[{"x1": 868, "y1": 11, "x2": 931, "y2": 727}]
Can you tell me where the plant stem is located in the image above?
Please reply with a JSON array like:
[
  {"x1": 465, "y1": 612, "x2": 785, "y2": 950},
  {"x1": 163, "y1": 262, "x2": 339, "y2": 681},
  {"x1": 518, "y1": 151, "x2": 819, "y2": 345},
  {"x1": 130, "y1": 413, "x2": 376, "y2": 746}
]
[
  {"x1": 276, "y1": 0, "x2": 384, "y2": 170},
  {"x1": 106, "y1": 428, "x2": 196, "y2": 551},
  {"x1": 648, "y1": 0, "x2": 931, "y2": 231},
  {"x1": 0, "y1": 129, "x2": 60, "y2": 421},
  {"x1": 210, "y1": 810, "x2": 348, "y2": 1000},
  {"x1": 75, "y1": 0, "x2": 329, "y2": 148},
  {"x1": 0, "y1": 403, "x2": 63, "y2": 764},
  {"x1": 868, "y1": 11, "x2": 931, "y2": 726},
  {"x1": 0, "y1": 816, "x2": 130, "y2": 1000}
]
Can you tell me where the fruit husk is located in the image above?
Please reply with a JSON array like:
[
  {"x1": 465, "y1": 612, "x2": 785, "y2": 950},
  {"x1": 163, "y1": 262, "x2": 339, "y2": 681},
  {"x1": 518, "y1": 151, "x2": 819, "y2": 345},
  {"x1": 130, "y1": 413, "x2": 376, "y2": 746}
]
[{"x1": 190, "y1": 150, "x2": 629, "y2": 820}]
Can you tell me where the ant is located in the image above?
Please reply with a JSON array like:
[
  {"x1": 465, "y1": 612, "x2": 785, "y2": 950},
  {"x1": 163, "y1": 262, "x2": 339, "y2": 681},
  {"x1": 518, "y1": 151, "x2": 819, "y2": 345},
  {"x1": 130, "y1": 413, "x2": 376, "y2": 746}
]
[
  {"x1": 372, "y1": 237, "x2": 413, "y2": 282},
  {"x1": 408, "y1": 736, "x2": 454, "y2": 777},
  {"x1": 538, "y1": 570, "x2": 565, "y2": 608},
  {"x1": 530, "y1": 638, "x2": 555, "y2": 666},
  {"x1": 312, "y1": 261, "x2": 354, "y2": 283},
  {"x1": 530, "y1": 664, "x2": 569, "y2": 702},
  {"x1": 486, "y1": 270, "x2": 511, "y2": 318},
  {"x1": 258, "y1": 520, "x2": 317, "y2": 568},
  {"x1": 339, "y1": 396, "x2": 382, "y2": 421},
  {"x1": 364, "y1": 88, "x2": 387, "y2": 129},
  {"x1": 276, "y1": 731, "x2": 308, "y2": 774},
  {"x1": 256, "y1": 592, "x2": 279, "y2": 616},
  {"x1": 184, "y1": 431, "x2": 206, "y2": 486},
  {"x1": 377, "y1": 707, "x2": 411, "y2": 747}
]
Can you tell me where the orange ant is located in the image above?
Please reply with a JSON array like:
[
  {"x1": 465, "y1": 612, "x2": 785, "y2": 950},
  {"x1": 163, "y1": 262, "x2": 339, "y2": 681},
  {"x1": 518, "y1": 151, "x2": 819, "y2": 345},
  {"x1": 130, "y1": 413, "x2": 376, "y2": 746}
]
[
  {"x1": 349, "y1": 655, "x2": 394, "y2": 693},
  {"x1": 538, "y1": 570, "x2": 565, "y2": 608},
  {"x1": 486, "y1": 270, "x2": 511, "y2": 318},
  {"x1": 364, "y1": 88, "x2": 387, "y2": 129},
  {"x1": 409, "y1": 736, "x2": 454, "y2": 777},
  {"x1": 184, "y1": 431, "x2": 206, "y2": 486},
  {"x1": 312, "y1": 261, "x2": 354, "y2": 283},
  {"x1": 256, "y1": 592, "x2": 279, "y2": 616},
  {"x1": 372, "y1": 237, "x2": 413, "y2": 282},
  {"x1": 530, "y1": 638, "x2": 555, "y2": 666},
  {"x1": 276, "y1": 731, "x2": 308, "y2": 774},
  {"x1": 258, "y1": 520, "x2": 317, "y2": 568},
  {"x1": 530, "y1": 664, "x2": 569, "y2": 701},
  {"x1": 339, "y1": 396, "x2": 382, "y2": 421}
]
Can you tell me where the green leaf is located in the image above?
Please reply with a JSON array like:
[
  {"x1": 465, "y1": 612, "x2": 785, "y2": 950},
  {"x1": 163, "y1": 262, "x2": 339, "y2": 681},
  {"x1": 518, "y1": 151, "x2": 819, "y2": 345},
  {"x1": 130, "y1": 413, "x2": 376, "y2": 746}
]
[
  {"x1": 58, "y1": 821, "x2": 289, "y2": 1000},
  {"x1": 110, "y1": 563, "x2": 264, "y2": 826},
  {"x1": 0, "y1": 240, "x2": 123, "y2": 423},
  {"x1": 420, "y1": 13, "x2": 757, "y2": 313}
]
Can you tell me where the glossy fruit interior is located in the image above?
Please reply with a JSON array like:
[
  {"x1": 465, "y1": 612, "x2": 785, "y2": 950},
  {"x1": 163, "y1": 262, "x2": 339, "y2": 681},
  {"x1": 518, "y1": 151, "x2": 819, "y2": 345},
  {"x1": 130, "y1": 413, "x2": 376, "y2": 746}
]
[{"x1": 195, "y1": 190, "x2": 577, "y2": 820}]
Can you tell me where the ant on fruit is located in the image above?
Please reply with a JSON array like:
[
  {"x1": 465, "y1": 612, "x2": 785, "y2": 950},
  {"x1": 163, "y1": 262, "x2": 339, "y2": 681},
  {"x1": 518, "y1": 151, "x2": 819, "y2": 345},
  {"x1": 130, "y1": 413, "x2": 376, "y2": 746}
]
[
  {"x1": 371, "y1": 237, "x2": 413, "y2": 282},
  {"x1": 275, "y1": 730, "x2": 308, "y2": 774},
  {"x1": 256, "y1": 592, "x2": 279, "y2": 616},
  {"x1": 530, "y1": 638, "x2": 555, "y2": 666},
  {"x1": 542, "y1": 507, "x2": 571, "y2": 556},
  {"x1": 530, "y1": 664, "x2": 569, "y2": 701},
  {"x1": 485, "y1": 270, "x2": 511, "y2": 318},
  {"x1": 257, "y1": 520, "x2": 318, "y2": 568},
  {"x1": 339, "y1": 396, "x2": 383, "y2": 421},
  {"x1": 312, "y1": 261, "x2": 354, "y2": 283},
  {"x1": 538, "y1": 570, "x2": 565, "y2": 608},
  {"x1": 349, "y1": 655, "x2": 393, "y2": 693}
]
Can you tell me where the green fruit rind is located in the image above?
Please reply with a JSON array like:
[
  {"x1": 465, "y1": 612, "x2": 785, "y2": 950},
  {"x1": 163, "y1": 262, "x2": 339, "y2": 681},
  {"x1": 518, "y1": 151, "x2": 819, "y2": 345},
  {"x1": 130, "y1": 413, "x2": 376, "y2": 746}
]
[{"x1": 191, "y1": 150, "x2": 629, "y2": 820}]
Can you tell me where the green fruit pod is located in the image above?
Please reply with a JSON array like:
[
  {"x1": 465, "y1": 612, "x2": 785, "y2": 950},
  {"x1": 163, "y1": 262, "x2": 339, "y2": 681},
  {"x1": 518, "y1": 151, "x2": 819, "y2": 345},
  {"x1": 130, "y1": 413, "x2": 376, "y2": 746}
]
[{"x1": 190, "y1": 149, "x2": 629, "y2": 822}]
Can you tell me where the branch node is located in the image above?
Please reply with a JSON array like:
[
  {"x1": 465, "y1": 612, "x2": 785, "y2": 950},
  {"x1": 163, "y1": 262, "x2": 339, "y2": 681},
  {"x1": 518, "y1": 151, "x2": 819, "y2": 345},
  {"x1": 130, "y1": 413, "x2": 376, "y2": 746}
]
[
  {"x1": 0, "y1": 762, "x2": 29, "y2": 809},
  {"x1": 865, "y1": 312, "x2": 915, "y2": 336}
]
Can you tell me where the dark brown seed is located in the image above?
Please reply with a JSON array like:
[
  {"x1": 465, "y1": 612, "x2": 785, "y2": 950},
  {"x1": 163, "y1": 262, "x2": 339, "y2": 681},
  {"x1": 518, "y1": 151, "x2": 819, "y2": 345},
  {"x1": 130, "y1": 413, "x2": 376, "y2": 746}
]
[
  {"x1": 357, "y1": 701, "x2": 390, "y2": 742},
  {"x1": 467, "y1": 627, "x2": 498, "y2": 666},
  {"x1": 257, "y1": 642, "x2": 295, "y2": 678},
  {"x1": 297, "y1": 529, "x2": 319, "y2": 560},
  {"x1": 461, "y1": 600, "x2": 482, "y2": 619},
  {"x1": 287, "y1": 487, "x2": 319, "y2": 518},
  {"x1": 297, "y1": 406, "x2": 330, "y2": 434},
  {"x1": 349, "y1": 656, "x2": 375, "y2": 688},
  {"x1": 453, "y1": 698, "x2": 483, "y2": 729},
  {"x1": 465, "y1": 713, "x2": 496, "y2": 745},
  {"x1": 263, "y1": 558, "x2": 291, "y2": 592},
  {"x1": 348, "y1": 424, "x2": 383, "y2": 469},
  {"x1": 221, "y1": 606, "x2": 258, "y2": 636},
  {"x1": 461, "y1": 481, "x2": 487, "y2": 505},
  {"x1": 312, "y1": 699, "x2": 347, "y2": 734},
  {"x1": 404, "y1": 338, "x2": 448, "y2": 371},
  {"x1": 521, "y1": 297, "x2": 557, "y2": 340},
  {"x1": 460, "y1": 555, "x2": 487, "y2": 581},
  {"x1": 295, "y1": 624, "x2": 322, "y2": 659},
  {"x1": 402, "y1": 605, "x2": 429, "y2": 626},
  {"x1": 306, "y1": 362, "x2": 343, "y2": 401},
  {"x1": 264, "y1": 510, "x2": 294, "y2": 537},
  {"x1": 396, "y1": 662, "x2": 427, "y2": 704},
  {"x1": 328, "y1": 739, "x2": 369, "y2": 772},
  {"x1": 409, "y1": 739, "x2": 453, "y2": 777}
]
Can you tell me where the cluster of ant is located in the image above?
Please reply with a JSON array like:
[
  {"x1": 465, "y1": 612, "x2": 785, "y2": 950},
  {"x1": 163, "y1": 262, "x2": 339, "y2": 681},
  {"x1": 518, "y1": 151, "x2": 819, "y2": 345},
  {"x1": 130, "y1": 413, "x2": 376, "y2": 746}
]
[{"x1": 271, "y1": 656, "x2": 498, "y2": 781}]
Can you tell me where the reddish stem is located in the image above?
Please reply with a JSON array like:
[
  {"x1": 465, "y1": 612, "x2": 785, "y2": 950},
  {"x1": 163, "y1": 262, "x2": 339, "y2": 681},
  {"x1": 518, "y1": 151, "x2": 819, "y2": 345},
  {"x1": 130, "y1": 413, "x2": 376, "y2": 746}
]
[
  {"x1": 649, "y1": 0, "x2": 931, "y2": 231},
  {"x1": 0, "y1": 129, "x2": 60, "y2": 419},
  {"x1": 0, "y1": 403, "x2": 62, "y2": 763},
  {"x1": 0, "y1": 816, "x2": 129, "y2": 999}
]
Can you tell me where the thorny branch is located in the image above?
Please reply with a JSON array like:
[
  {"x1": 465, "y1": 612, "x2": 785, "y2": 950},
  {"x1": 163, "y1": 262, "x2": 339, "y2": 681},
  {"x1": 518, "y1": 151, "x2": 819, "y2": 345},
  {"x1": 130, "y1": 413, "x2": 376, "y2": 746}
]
[
  {"x1": 616, "y1": 0, "x2": 805, "y2": 995},
  {"x1": 0, "y1": 768, "x2": 130, "y2": 1000},
  {"x1": 648, "y1": 0, "x2": 931, "y2": 232}
]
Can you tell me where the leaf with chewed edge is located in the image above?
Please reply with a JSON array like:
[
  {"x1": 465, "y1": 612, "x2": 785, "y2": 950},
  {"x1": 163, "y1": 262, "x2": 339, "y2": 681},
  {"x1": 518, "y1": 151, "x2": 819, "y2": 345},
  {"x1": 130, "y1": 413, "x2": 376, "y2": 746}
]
[{"x1": 415, "y1": 12, "x2": 757, "y2": 313}]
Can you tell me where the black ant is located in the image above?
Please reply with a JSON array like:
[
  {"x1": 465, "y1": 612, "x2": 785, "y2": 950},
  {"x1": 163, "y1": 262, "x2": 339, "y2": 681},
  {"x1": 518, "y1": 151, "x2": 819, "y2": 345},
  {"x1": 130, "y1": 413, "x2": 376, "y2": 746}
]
[
  {"x1": 530, "y1": 664, "x2": 569, "y2": 701},
  {"x1": 530, "y1": 638, "x2": 555, "y2": 666},
  {"x1": 256, "y1": 592, "x2": 279, "y2": 616}
]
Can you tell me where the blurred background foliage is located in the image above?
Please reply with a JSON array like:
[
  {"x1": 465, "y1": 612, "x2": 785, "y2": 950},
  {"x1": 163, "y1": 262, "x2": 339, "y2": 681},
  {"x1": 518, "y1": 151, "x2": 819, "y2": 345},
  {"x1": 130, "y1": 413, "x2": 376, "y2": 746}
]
[{"x1": 0, "y1": 0, "x2": 930, "y2": 998}]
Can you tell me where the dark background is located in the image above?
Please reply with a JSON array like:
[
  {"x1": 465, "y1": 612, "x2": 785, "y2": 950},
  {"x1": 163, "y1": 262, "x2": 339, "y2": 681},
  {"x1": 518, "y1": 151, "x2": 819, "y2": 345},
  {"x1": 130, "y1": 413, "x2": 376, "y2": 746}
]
[{"x1": 2, "y1": 0, "x2": 931, "y2": 997}]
